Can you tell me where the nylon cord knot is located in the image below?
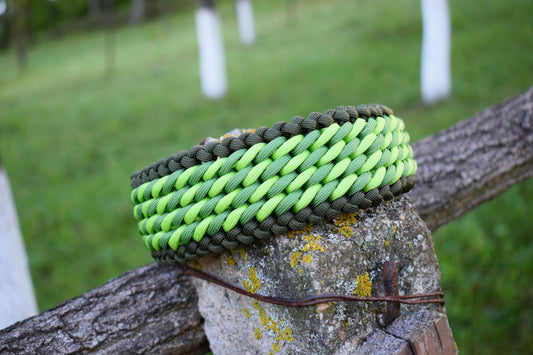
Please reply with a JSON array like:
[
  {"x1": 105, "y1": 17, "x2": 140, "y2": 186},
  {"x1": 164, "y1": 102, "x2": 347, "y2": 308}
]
[{"x1": 130, "y1": 104, "x2": 417, "y2": 264}]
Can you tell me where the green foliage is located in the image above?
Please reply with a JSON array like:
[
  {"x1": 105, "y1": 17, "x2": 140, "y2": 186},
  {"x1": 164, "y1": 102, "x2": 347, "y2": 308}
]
[{"x1": 0, "y1": 0, "x2": 531, "y2": 352}]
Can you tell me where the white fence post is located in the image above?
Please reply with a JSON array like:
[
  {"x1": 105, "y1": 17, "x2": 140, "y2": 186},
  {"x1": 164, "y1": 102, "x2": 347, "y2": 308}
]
[
  {"x1": 235, "y1": 0, "x2": 255, "y2": 46},
  {"x1": 195, "y1": 0, "x2": 228, "y2": 100},
  {"x1": 0, "y1": 163, "x2": 38, "y2": 329},
  {"x1": 420, "y1": 0, "x2": 451, "y2": 105}
]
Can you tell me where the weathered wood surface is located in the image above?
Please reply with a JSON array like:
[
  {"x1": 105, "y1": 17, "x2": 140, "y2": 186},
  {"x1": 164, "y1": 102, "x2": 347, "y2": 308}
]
[
  {"x1": 1, "y1": 88, "x2": 531, "y2": 353},
  {"x1": 410, "y1": 86, "x2": 533, "y2": 231},
  {"x1": 0, "y1": 263, "x2": 208, "y2": 355},
  {"x1": 355, "y1": 309, "x2": 456, "y2": 354}
]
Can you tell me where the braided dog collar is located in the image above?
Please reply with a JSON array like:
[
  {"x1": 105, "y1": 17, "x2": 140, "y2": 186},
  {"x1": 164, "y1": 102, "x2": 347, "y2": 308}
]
[{"x1": 130, "y1": 104, "x2": 416, "y2": 264}]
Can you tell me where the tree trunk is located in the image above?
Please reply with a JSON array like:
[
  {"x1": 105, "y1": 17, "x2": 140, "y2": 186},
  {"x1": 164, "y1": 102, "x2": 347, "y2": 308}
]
[
  {"x1": 104, "y1": 0, "x2": 115, "y2": 76},
  {"x1": 1, "y1": 89, "x2": 531, "y2": 352},
  {"x1": 420, "y1": 0, "x2": 451, "y2": 105},
  {"x1": 87, "y1": 0, "x2": 101, "y2": 26},
  {"x1": 0, "y1": 159, "x2": 38, "y2": 330},
  {"x1": 195, "y1": 0, "x2": 228, "y2": 100},
  {"x1": 235, "y1": 0, "x2": 255, "y2": 46},
  {"x1": 14, "y1": 0, "x2": 27, "y2": 71},
  {"x1": 0, "y1": 263, "x2": 208, "y2": 354},
  {"x1": 0, "y1": 5, "x2": 10, "y2": 51},
  {"x1": 129, "y1": 0, "x2": 146, "y2": 25}
]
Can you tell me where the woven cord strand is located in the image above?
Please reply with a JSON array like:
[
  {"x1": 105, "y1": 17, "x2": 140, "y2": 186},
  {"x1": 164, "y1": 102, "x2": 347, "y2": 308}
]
[
  {"x1": 130, "y1": 105, "x2": 416, "y2": 264},
  {"x1": 130, "y1": 104, "x2": 394, "y2": 188}
]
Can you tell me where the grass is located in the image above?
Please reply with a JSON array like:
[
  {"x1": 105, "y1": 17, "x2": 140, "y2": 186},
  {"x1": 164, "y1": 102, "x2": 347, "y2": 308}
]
[{"x1": 0, "y1": 0, "x2": 532, "y2": 352}]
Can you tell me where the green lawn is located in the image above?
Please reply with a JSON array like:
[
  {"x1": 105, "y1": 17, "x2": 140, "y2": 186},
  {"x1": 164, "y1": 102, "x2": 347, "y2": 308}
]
[{"x1": 1, "y1": 0, "x2": 532, "y2": 352}]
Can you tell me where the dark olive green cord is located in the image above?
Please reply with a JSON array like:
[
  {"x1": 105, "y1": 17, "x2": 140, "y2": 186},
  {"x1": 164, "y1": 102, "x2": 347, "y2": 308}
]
[{"x1": 130, "y1": 104, "x2": 417, "y2": 264}]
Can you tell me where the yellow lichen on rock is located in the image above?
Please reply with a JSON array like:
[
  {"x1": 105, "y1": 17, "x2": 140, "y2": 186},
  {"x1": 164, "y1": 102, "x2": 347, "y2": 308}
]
[
  {"x1": 242, "y1": 308, "x2": 251, "y2": 318},
  {"x1": 282, "y1": 327, "x2": 294, "y2": 342},
  {"x1": 243, "y1": 267, "x2": 262, "y2": 294},
  {"x1": 254, "y1": 327, "x2": 263, "y2": 340},
  {"x1": 238, "y1": 248, "x2": 248, "y2": 261},
  {"x1": 190, "y1": 260, "x2": 202, "y2": 270},
  {"x1": 271, "y1": 342, "x2": 280, "y2": 352},
  {"x1": 302, "y1": 234, "x2": 325, "y2": 252},
  {"x1": 353, "y1": 272, "x2": 372, "y2": 297},
  {"x1": 331, "y1": 213, "x2": 358, "y2": 238},
  {"x1": 227, "y1": 256, "x2": 236, "y2": 266},
  {"x1": 288, "y1": 223, "x2": 313, "y2": 238},
  {"x1": 302, "y1": 254, "x2": 313, "y2": 263},
  {"x1": 290, "y1": 251, "x2": 302, "y2": 268},
  {"x1": 250, "y1": 299, "x2": 294, "y2": 348}
]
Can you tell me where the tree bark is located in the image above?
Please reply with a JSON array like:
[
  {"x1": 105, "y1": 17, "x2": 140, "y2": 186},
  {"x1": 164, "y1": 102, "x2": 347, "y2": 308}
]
[
  {"x1": 104, "y1": 0, "x2": 115, "y2": 76},
  {"x1": 14, "y1": 0, "x2": 27, "y2": 71},
  {"x1": 1, "y1": 89, "x2": 531, "y2": 352},
  {"x1": 129, "y1": 0, "x2": 146, "y2": 25},
  {"x1": 0, "y1": 263, "x2": 208, "y2": 354},
  {"x1": 409, "y1": 86, "x2": 533, "y2": 231}
]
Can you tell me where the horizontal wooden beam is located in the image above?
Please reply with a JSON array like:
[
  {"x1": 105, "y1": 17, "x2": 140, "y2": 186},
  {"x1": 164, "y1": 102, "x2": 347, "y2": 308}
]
[{"x1": 1, "y1": 87, "x2": 531, "y2": 353}]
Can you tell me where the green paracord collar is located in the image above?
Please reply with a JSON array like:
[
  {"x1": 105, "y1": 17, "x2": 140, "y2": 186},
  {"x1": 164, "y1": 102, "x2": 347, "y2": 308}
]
[{"x1": 130, "y1": 104, "x2": 417, "y2": 264}]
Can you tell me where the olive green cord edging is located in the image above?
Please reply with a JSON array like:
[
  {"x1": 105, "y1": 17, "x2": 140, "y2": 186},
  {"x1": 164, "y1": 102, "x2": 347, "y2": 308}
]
[
  {"x1": 130, "y1": 104, "x2": 394, "y2": 189},
  {"x1": 130, "y1": 104, "x2": 417, "y2": 264},
  {"x1": 152, "y1": 175, "x2": 414, "y2": 264}
]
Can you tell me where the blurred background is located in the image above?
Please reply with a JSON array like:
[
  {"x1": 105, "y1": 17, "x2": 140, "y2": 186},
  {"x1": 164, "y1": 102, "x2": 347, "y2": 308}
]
[{"x1": 0, "y1": 0, "x2": 532, "y2": 353}]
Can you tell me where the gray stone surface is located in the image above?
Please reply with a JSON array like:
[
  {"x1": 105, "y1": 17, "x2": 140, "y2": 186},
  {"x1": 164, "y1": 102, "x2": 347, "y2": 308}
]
[{"x1": 193, "y1": 196, "x2": 443, "y2": 354}]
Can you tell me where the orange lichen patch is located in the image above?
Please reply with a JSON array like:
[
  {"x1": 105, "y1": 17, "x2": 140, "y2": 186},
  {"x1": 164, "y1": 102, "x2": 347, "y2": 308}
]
[
  {"x1": 227, "y1": 256, "x2": 236, "y2": 266},
  {"x1": 243, "y1": 267, "x2": 262, "y2": 294},
  {"x1": 338, "y1": 330, "x2": 346, "y2": 341},
  {"x1": 353, "y1": 272, "x2": 372, "y2": 297},
  {"x1": 316, "y1": 303, "x2": 331, "y2": 313},
  {"x1": 254, "y1": 327, "x2": 263, "y2": 340},
  {"x1": 290, "y1": 251, "x2": 302, "y2": 268},
  {"x1": 302, "y1": 254, "x2": 313, "y2": 263}
]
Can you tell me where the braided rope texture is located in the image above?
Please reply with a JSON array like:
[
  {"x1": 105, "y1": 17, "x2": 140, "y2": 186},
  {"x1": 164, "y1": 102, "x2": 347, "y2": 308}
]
[{"x1": 130, "y1": 104, "x2": 417, "y2": 264}]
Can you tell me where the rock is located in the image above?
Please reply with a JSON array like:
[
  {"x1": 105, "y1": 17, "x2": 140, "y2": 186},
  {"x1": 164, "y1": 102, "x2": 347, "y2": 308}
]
[{"x1": 192, "y1": 196, "x2": 444, "y2": 354}]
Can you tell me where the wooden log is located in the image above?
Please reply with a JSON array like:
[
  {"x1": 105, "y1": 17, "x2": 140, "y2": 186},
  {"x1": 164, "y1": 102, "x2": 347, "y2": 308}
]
[
  {"x1": 1, "y1": 89, "x2": 531, "y2": 352},
  {"x1": 355, "y1": 309, "x2": 456, "y2": 354},
  {"x1": 410, "y1": 86, "x2": 533, "y2": 231},
  {"x1": 0, "y1": 263, "x2": 208, "y2": 355}
]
